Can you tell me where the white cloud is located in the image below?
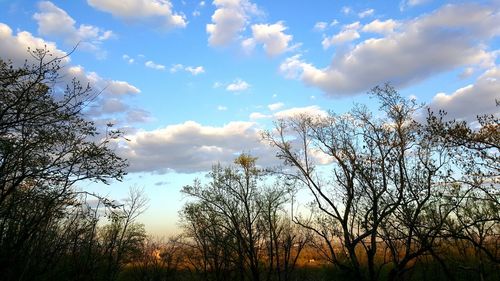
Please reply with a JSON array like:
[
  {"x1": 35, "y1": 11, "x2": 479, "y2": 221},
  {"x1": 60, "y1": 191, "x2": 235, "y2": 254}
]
[
  {"x1": 459, "y1": 67, "x2": 475, "y2": 79},
  {"x1": 358, "y1": 8, "x2": 374, "y2": 18},
  {"x1": 241, "y1": 37, "x2": 256, "y2": 53},
  {"x1": 206, "y1": 0, "x2": 259, "y2": 46},
  {"x1": 185, "y1": 66, "x2": 205, "y2": 75},
  {"x1": 341, "y1": 6, "x2": 352, "y2": 15},
  {"x1": 249, "y1": 112, "x2": 271, "y2": 120},
  {"x1": 0, "y1": 22, "x2": 141, "y2": 128},
  {"x1": 401, "y1": 0, "x2": 431, "y2": 11},
  {"x1": 313, "y1": 21, "x2": 328, "y2": 32},
  {"x1": 280, "y1": 3, "x2": 499, "y2": 97},
  {"x1": 104, "y1": 79, "x2": 141, "y2": 95},
  {"x1": 33, "y1": 1, "x2": 113, "y2": 56},
  {"x1": 127, "y1": 108, "x2": 152, "y2": 123},
  {"x1": 170, "y1": 64, "x2": 205, "y2": 75},
  {"x1": 428, "y1": 66, "x2": 500, "y2": 121},
  {"x1": 123, "y1": 54, "x2": 135, "y2": 64},
  {"x1": 268, "y1": 102, "x2": 284, "y2": 111},
  {"x1": 362, "y1": 19, "x2": 399, "y2": 34},
  {"x1": 226, "y1": 78, "x2": 250, "y2": 91},
  {"x1": 0, "y1": 22, "x2": 67, "y2": 67},
  {"x1": 170, "y1": 63, "x2": 184, "y2": 73},
  {"x1": 87, "y1": 0, "x2": 186, "y2": 29},
  {"x1": 408, "y1": 0, "x2": 430, "y2": 5},
  {"x1": 118, "y1": 121, "x2": 278, "y2": 173},
  {"x1": 273, "y1": 105, "x2": 328, "y2": 120},
  {"x1": 246, "y1": 21, "x2": 293, "y2": 56},
  {"x1": 322, "y1": 21, "x2": 360, "y2": 48},
  {"x1": 330, "y1": 20, "x2": 339, "y2": 26},
  {"x1": 87, "y1": 98, "x2": 129, "y2": 116},
  {"x1": 217, "y1": 105, "x2": 227, "y2": 111},
  {"x1": 145, "y1": 60, "x2": 166, "y2": 70}
]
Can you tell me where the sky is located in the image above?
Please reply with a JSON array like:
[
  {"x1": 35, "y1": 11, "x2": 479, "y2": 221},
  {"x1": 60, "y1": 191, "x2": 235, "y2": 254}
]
[{"x1": 0, "y1": 0, "x2": 499, "y2": 236}]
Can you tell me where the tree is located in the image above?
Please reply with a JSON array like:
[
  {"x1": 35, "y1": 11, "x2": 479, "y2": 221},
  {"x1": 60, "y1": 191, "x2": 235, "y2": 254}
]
[
  {"x1": 263, "y1": 84, "x2": 458, "y2": 281},
  {"x1": 0, "y1": 48, "x2": 128, "y2": 280},
  {"x1": 100, "y1": 186, "x2": 148, "y2": 280},
  {"x1": 427, "y1": 107, "x2": 499, "y2": 280},
  {"x1": 182, "y1": 154, "x2": 265, "y2": 281}
]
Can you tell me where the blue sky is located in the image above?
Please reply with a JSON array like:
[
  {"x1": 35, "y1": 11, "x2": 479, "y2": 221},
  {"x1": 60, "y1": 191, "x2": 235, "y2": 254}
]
[{"x1": 1, "y1": 0, "x2": 499, "y2": 236}]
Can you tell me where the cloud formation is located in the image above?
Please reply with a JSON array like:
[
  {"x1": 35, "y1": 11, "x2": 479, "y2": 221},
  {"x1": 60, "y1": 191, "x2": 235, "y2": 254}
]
[
  {"x1": 248, "y1": 105, "x2": 328, "y2": 121},
  {"x1": 243, "y1": 21, "x2": 293, "y2": 56},
  {"x1": 87, "y1": 0, "x2": 186, "y2": 29},
  {"x1": 358, "y1": 9, "x2": 374, "y2": 18},
  {"x1": 170, "y1": 64, "x2": 205, "y2": 75},
  {"x1": 428, "y1": 66, "x2": 500, "y2": 121},
  {"x1": 0, "y1": 22, "x2": 143, "y2": 126},
  {"x1": 145, "y1": 60, "x2": 166, "y2": 70},
  {"x1": 226, "y1": 78, "x2": 250, "y2": 91},
  {"x1": 268, "y1": 102, "x2": 284, "y2": 111},
  {"x1": 400, "y1": 0, "x2": 431, "y2": 11},
  {"x1": 34, "y1": 1, "x2": 113, "y2": 56},
  {"x1": 280, "y1": 3, "x2": 499, "y2": 97},
  {"x1": 273, "y1": 106, "x2": 327, "y2": 120},
  {"x1": 206, "y1": 0, "x2": 258, "y2": 46},
  {"x1": 118, "y1": 121, "x2": 278, "y2": 173},
  {"x1": 362, "y1": 19, "x2": 399, "y2": 34},
  {"x1": 322, "y1": 21, "x2": 360, "y2": 48}
]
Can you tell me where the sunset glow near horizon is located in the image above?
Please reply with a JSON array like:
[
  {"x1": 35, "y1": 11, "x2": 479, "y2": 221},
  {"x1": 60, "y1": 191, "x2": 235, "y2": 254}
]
[{"x1": 1, "y1": 0, "x2": 498, "y2": 236}]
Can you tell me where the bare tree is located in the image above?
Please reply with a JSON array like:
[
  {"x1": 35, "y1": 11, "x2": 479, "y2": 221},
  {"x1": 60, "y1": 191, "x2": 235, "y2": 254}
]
[
  {"x1": 182, "y1": 154, "x2": 268, "y2": 281},
  {"x1": 101, "y1": 186, "x2": 149, "y2": 280},
  {"x1": 263, "y1": 84, "x2": 458, "y2": 281}
]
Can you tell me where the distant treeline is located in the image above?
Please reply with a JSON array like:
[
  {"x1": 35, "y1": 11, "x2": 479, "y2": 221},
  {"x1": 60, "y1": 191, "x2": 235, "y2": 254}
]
[{"x1": 0, "y1": 49, "x2": 498, "y2": 281}]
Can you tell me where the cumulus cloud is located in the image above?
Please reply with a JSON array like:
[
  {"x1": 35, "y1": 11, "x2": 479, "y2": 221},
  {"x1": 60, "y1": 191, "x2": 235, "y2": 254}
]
[
  {"x1": 170, "y1": 64, "x2": 184, "y2": 73},
  {"x1": 314, "y1": 20, "x2": 339, "y2": 32},
  {"x1": 217, "y1": 105, "x2": 228, "y2": 111},
  {"x1": 243, "y1": 21, "x2": 293, "y2": 56},
  {"x1": 87, "y1": 0, "x2": 186, "y2": 29},
  {"x1": 86, "y1": 98, "x2": 136, "y2": 117},
  {"x1": 281, "y1": 3, "x2": 499, "y2": 97},
  {"x1": 185, "y1": 66, "x2": 205, "y2": 75},
  {"x1": 118, "y1": 121, "x2": 278, "y2": 173},
  {"x1": 170, "y1": 64, "x2": 205, "y2": 75},
  {"x1": 206, "y1": 0, "x2": 259, "y2": 46},
  {"x1": 0, "y1": 22, "x2": 67, "y2": 67},
  {"x1": 249, "y1": 112, "x2": 271, "y2": 120},
  {"x1": 127, "y1": 108, "x2": 152, "y2": 123},
  {"x1": 226, "y1": 78, "x2": 250, "y2": 91},
  {"x1": 123, "y1": 54, "x2": 135, "y2": 64},
  {"x1": 341, "y1": 6, "x2": 352, "y2": 15},
  {"x1": 428, "y1": 66, "x2": 500, "y2": 121},
  {"x1": 268, "y1": 102, "x2": 284, "y2": 111},
  {"x1": 33, "y1": 1, "x2": 113, "y2": 56},
  {"x1": 0, "y1": 24, "x2": 140, "y2": 96},
  {"x1": 322, "y1": 22, "x2": 360, "y2": 48},
  {"x1": 0, "y1": 22, "x2": 142, "y2": 126},
  {"x1": 145, "y1": 60, "x2": 166, "y2": 70},
  {"x1": 273, "y1": 105, "x2": 328, "y2": 120},
  {"x1": 401, "y1": 0, "x2": 431, "y2": 11},
  {"x1": 117, "y1": 105, "x2": 334, "y2": 173},
  {"x1": 104, "y1": 80, "x2": 141, "y2": 95},
  {"x1": 362, "y1": 19, "x2": 399, "y2": 34},
  {"x1": 358, "y1": 9, "x2": 374, "y2": 18},
  {"x1": 313, "y1": 21, "x2": 328, "y2": 32}
]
